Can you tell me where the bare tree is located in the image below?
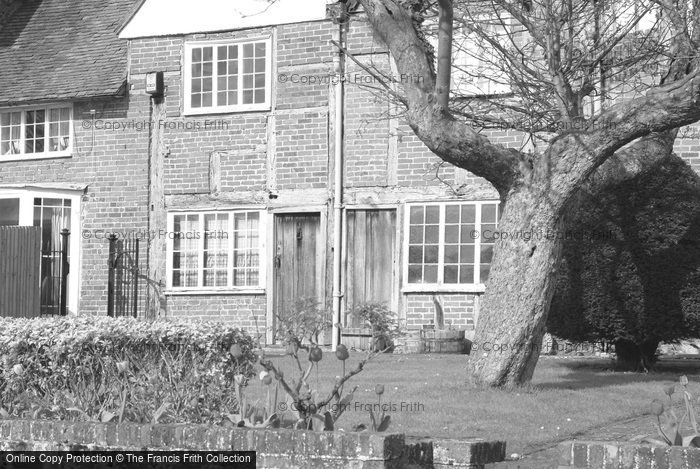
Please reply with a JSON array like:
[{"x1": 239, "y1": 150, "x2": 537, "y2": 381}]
[{"x1": 356, "y1": 0, "x2": 700, "y2": 386}]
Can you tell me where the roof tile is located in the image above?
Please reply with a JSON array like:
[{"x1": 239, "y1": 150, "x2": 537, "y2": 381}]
[{"x1": 0, "y1": 0, "x2": 139, "y2": 105}]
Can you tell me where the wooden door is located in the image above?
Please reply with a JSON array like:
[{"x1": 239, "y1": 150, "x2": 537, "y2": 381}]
[
  {"x1": 345, "y1": 209, "x2": 396, "y2": 326},
  {"x1": 273, "y1": 213, "x2": 325, "y2": 341}
]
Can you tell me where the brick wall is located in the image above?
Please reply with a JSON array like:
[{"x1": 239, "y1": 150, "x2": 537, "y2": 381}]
[
  {"x1": 404, "y1": 294, "x2": 477, "y2": 330},
  {"x1": 344, "y1": 57, "x2": 391, "y2": 188},
  {"x1": 0, "y1": 97, "x2": 150, "y2": 316},
  {"x1": 557, "y1": 440, "x2": 700, "y2": 469},
  {"x1": 165, "y1": 295, "x2": 266, "y2": 330},
  {"x1": 0, "y1": 419, "x2": 506, "y2": 469}
]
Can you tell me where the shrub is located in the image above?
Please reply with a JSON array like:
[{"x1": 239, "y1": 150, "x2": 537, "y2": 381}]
[
  {"x1": 548, "y1": 156, "x2": 700, "y2": 370},
  {"x1": 0, "y1": 316, "x2": 257, "y2": 424},
  {"x1": 274, "y1": 297, "x2": 332, "y2": 346},
  {"x1": 345, "y1": 302, "x2": 401, "y2": 352}
]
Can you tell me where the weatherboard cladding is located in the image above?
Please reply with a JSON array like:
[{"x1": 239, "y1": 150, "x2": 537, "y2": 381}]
[{"x1": 0, "y1": 0, "x2": 139, "y2": 105}]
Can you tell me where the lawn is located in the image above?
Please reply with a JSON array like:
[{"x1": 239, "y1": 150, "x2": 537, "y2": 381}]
[{"x1": 259, "y1": 352, "x2": 700, "y2": 455}]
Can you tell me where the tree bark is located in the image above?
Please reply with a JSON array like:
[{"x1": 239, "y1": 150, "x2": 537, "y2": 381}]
[
  {"x1": 613, "y1": 338, "x2": 660, "y2": 371},
  {"x1": 465, "y1": 187, "x2": 565, "y2": 386}
]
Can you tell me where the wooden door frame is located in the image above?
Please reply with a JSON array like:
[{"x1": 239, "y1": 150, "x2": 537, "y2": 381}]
[
  {"x1": 340, "y1": 205, "x2": 399, "y2": 325},
  {"x1": 266, "y1": 207, "x2": 327, "y2": 345}
]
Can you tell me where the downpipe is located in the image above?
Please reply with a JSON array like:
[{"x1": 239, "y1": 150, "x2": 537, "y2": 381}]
[{"x1": 331, "y1": 5, "x2": 346, "y2": 351}]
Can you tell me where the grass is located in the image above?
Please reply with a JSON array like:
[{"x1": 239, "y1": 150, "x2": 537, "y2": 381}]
[{"x1": 255, "y1": 352, "x2": 700, "y2": 455}]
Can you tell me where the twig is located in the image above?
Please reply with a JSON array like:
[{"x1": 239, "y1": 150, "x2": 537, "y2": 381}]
[{"x1": 316, "y1": 350, "x2": 385, "y2": 409}]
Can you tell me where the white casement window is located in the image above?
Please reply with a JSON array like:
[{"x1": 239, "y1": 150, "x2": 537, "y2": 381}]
[
  {"x1": 184, "y1": 37, "x2": 272, "y2": 115},
  {"x1": 0, "y1": 105, "x2": 72, "y2": 160},
  {"x1": 404, "y1": 201, "x2": 499, "y2": 291},
  {"x1": 166, "y1": 210, "x2": 266, "y2": 291}
]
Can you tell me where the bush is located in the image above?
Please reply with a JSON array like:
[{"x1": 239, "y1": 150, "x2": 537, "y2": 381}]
[
  {"x1": 0, "y1": 316, "x2": 257, "y2": 424},
  {"x1": 345, "y1": 303, "x2": 401, "y2": 352},
  {"x1": 548, "y1": 156, "x2": 700, "y2": 370}
]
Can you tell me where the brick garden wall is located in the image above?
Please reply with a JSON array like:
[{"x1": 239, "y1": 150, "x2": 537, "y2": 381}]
[
  {"x1": 557, "y1": 440, "x2": 700, "y2": 469},
  {"x1": 0, "y1": 419, "x2": 506, "y2": 469}
]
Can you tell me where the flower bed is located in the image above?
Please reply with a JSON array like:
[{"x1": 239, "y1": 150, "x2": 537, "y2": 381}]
[{"x1": 0, "y1": 316, "x2": 257, "y2": 424}]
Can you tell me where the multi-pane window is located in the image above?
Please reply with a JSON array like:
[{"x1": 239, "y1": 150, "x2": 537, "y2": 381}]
[
  {"x1": 0, "y1": 106, "x2": 72, "y2": 158},
  {"x1": 406, "y1": 202, "x2": 499, "y2": 287},
  {"x1": 169, "y1": 211, "x2": 264, "y2": 290},
  {"x1": 185, "y1": 38, "x2": 270, "y2": 114}
]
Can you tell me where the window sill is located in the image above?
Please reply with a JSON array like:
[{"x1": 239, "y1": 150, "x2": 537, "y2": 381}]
[
  {"x1": 0, "y1": 152, "x2": 72, "y2": 162},
  {"x1": 401, "y1": 284, "x2": 486, "y2": 294},
  {"x1": 182, "y1": 105, "x2": 271, "y2": 116},
  {"x1": 165, "y1": 288, "x2": 265, "y2": 296}
]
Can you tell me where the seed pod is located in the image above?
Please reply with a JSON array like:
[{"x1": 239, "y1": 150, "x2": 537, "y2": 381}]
[
  {"x1": 335, "y1": 344, "x2": 349, "y2": 361},
  {"x1": 12, "y1": 364, "x2": 24, "y2": 377},
  {"x1": 309, "y1": 347, "x2": 323, "y2": 362},
  {"x1": 680, "y1": 375, "x2": 689, "y2": 386},
  {"x1": 664, "y1": 385, "x2": 675, "y2": 396},
  {"x1": 230, "y1": 343, "x2": 243, "y2": 359},
  {"x1": 651, "y1": 399, "x2": 664, "y2": 416},
  {"x1": 263, "y1": 375, "x2": 273, "y2": 386},
  {"x1": 375, "y1": 384, "x2": 385, "y2": 396}
]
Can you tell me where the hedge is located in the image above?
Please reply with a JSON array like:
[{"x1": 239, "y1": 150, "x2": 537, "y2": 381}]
[
  {"x1": 548, "y1": 156, "x2": 700, "y2": 367},
  {"x1": 0, "y1": 316, "x2": 257, "y2": 424}
]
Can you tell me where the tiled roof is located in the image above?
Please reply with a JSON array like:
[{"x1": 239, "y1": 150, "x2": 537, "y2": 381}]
[{"x1": 0, "y1": 0, "x2": 139, "y2": 105}]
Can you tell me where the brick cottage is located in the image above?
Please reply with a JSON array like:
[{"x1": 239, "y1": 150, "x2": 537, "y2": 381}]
[{"x1": 1, "y1": 0, "x2": 698, "y2": 345}]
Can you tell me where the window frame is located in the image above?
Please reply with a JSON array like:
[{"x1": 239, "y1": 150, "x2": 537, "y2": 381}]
[
  {"x1": 183, "y1": 36, "x2": 273, "y2": 115},
  {"x1": 0, "y1": 104, "x2": 73, "y2": 161},
  {"x1": 402, "y1": 200, "x2": 500, "y2": 293},
  {"x1": 165, "y1": 208, "x2": 267, "y2": 294}
]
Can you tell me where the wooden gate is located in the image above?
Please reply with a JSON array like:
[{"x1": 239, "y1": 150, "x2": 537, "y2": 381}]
[
  {"x1": 344, "y1": 209, "x2": 396, "y2": 326},
  {"x1": 273, "y1": 213, "x2": 325, "y2": 342},
  {"x1": 0, "y1": 226, "x2": 41, "y2": 318}
]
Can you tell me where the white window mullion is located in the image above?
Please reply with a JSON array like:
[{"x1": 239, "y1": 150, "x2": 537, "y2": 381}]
[
  {"x1": 19, "y1": 110, "x2": 25, "y2": 155},
  {"x1": 437, "y1": 204, "x2": 446, "y2": 284},
  {"x1": 238, "y1": 49, "x2": 244, "y2": 107},
  {"x1": 212, "y1": 46, "x2": 219, "y2": 106},
  {"x1": 166, "y1": 216, "x2": 174, "y2": 289},
  {"x1": 43, "y1": 107, "x2": 49, "y2": 155},
  {"x1": 474, "y1": 203, "x2": 483, "y2": 284},
  {"x1": 258, "y1": 210, "x2": 266, "y2": 289},
  {"x1": 228, "y1": 214, "x2": 234, "y2": 288},
  {"x1": 198, "y1": 213, "x2": 205, "y2": 288}
]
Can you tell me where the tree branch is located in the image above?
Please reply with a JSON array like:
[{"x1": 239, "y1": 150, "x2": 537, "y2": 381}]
[
  {"x1": 435, "y1": 0, "x2": 453, "y2": 112},
  {"x1": 358, "y1": 0, "x2": 524, "y2": 196}
]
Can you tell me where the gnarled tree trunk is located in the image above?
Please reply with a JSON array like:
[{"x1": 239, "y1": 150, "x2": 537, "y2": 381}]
[
  {"x1": 465, "y1": 187, "x2": 565, "y2": 386},
  {"x1": 357, "y1": 0, "x2": 700, "y2": 387}
]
